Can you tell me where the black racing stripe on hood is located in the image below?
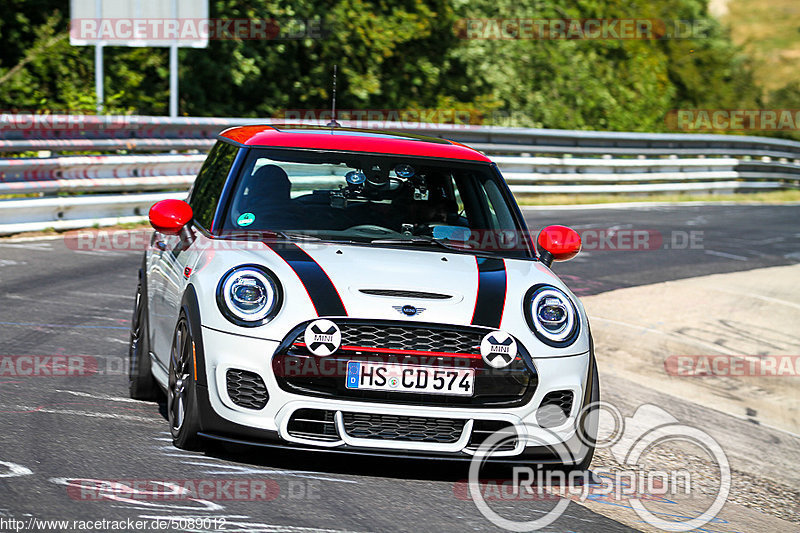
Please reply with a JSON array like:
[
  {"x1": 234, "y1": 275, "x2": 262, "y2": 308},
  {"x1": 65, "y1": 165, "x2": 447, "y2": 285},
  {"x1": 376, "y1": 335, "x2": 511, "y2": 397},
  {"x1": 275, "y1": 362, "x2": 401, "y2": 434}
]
[
  {"x1": 471, "y1": 257, "x2": 506, "y2": 328},
  {"x1": 266, "y1": 242, "x2": 348, "y2": 317}
]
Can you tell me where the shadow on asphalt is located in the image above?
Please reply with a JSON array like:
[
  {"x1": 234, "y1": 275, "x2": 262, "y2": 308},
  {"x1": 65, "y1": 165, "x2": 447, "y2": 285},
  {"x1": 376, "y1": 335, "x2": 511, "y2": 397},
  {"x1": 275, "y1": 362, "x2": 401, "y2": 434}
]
[{"x1": 190, "y1": 439, "x2": 599, "y2": 485}]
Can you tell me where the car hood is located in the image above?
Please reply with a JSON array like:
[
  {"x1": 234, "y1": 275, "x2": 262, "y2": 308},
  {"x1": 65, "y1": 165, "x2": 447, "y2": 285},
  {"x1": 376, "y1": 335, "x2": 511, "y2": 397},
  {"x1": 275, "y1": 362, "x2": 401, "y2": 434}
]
[{"x1": 191, "y1": 239, "x2": 590, "y2": 356}]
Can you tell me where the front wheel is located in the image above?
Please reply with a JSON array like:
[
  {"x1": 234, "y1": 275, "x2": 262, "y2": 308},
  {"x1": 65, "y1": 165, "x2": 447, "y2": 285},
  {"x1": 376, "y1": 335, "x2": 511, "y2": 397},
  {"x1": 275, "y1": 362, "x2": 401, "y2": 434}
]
[
  {"x1": 168, "y1": 314, "x2": 202, "y2": 450},
  {"x1": 129, "y1": 271, "x2": 159, "y2": 400}
]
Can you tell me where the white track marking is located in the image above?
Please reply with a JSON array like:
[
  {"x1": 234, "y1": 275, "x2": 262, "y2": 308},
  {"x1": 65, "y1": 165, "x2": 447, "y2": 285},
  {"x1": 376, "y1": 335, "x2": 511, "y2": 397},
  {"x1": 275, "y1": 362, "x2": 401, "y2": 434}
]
[
  {"x1": 49, "y1": 478, "x2": 223, "y2": 512},
  {"x1": 0, "y1": 242, "x2": 54, "y2": 250},
  {"x1": 592, "y1": 317, "x2": 741, "y2": 356},
  {"x1": 709, "y1": 288, "x2": 800, "y2": 311},
  {"x1": 0, "y1": 461, "x2": 33, "y2": 478},
  {"x1": 138, "y1": 516, "x2": 365, "y2": 533},
  {"x1": 0, "y1": 235, "x2": 62, "y2": 243},
  {"x1": 4, "y1": 404, "x2": 160, "y2": 423},
  {"x1": 181, "y1": 461, "x2": 357, "y2": 484},
  {"x1": 55, "y1": 389, "x2": 151, "y2": 404},
  {"x1": 704, "y1": 249, "x2": 749, "y2": 261},
  {"x1": 68, "y1": 290, "x2": 129, "y2": 299}
]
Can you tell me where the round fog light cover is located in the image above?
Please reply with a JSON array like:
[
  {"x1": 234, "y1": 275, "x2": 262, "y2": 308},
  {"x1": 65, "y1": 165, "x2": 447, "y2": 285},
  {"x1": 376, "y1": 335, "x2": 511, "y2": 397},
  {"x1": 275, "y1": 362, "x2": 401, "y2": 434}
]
[
  {"x1": 304, "y1": 319, "x2": 342, "y2": 356},
  {"x1": 480, "y1": 331, "x2": 518, "y2": 368}
]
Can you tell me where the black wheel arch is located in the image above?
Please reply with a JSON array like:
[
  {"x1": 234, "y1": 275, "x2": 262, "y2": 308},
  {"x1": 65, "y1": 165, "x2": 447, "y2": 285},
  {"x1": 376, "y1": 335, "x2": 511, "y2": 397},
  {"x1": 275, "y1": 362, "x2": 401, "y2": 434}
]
[{"x1": 180, "y1": 284, "x2": 208, "y2": 388}]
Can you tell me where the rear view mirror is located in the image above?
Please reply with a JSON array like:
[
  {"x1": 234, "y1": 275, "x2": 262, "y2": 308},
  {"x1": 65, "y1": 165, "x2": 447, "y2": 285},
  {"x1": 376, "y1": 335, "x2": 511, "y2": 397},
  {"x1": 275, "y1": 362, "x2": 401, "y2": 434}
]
[
  {"x1": 149, "y1": 199, "x2": 193, "y2": 235},
  {"x1": 536, "y1": 225, "x2": 581, "y2": 267}
]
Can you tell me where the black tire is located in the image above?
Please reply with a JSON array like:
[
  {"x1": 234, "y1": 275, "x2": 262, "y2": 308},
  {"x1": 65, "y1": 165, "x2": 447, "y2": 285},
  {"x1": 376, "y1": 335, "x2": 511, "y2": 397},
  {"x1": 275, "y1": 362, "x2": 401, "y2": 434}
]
[
  {"x1": 128, "y1": 264, "x2": 160, "y2": 400},
  {"x1": 168, "y1": 313, "x2": 203, "y2": 450}
]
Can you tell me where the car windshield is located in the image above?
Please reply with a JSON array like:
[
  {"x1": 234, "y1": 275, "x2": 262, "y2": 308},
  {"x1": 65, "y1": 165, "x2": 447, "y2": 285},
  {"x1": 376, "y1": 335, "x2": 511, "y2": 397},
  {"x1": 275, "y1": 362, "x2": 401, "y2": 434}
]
[{"x1": 220, "y1": 148, "x2": 531, "y2": 258}]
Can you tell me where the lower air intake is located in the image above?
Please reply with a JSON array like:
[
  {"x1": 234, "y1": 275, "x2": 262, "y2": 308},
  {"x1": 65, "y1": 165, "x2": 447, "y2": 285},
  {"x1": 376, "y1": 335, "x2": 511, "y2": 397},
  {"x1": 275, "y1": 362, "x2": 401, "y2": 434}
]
[
  {"x1": 342, "y1": 412, "x2": 465, "y2": 443},
  {"x1": 287, "y1": 409, "x2": 339, "y2": 441},
  {"x1": 536, "y1": 390, "x2": 574, "y2": 428},
  {"x1": 225, "y1": 369, "x2": 269, "y2": 410}
]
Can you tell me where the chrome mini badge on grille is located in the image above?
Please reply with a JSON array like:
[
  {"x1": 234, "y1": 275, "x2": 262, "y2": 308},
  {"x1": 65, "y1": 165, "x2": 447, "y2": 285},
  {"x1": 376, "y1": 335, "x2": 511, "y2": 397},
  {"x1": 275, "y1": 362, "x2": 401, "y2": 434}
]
[
  {"x1": 393, "y1": 304, "x2": 425, "y2": 317},
  {"x1": 304, "y1": 319, "x2": 341, "y2": 356}
]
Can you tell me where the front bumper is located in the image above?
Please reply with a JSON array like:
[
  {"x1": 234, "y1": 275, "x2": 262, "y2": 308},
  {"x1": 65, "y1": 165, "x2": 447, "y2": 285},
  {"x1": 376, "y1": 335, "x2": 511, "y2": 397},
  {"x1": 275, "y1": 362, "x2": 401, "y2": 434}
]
[{"x1": 197, "y1": 324, "x2": 592, "y2": 462}]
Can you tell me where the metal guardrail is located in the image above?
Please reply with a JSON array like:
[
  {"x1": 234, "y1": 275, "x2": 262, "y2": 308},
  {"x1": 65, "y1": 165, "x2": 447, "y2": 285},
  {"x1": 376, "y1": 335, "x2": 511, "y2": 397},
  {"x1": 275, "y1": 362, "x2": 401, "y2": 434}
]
[
  {"x1": 3, "y1": 114, "x2": 800, "y2": 158},
  {"x1": 1, "y1": 114, "x2": 799, "y2": 235},
  {"x1": 0, "y1": 192, "x2": 184, "y2": 235},
  {"x1": 0, "y1": 154, "x2": 204, "y2": 194}
]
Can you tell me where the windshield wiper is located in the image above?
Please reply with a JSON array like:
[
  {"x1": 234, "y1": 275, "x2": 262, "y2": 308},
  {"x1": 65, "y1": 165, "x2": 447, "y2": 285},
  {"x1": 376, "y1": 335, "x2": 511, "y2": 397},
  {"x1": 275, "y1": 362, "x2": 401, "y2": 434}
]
[
  {"x1": 279, "y1": 231, "x2": 322, "y2": 242},
  {"x1": 370, "y1": 236, "x2": 470, "y2": 252}
]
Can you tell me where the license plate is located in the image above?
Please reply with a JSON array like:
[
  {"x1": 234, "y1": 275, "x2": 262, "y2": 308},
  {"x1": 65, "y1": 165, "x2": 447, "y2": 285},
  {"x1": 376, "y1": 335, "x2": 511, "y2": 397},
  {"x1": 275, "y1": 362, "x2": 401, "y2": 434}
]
[{"x1": 345, "y1": 361, "x2": 474, "y2": 396}]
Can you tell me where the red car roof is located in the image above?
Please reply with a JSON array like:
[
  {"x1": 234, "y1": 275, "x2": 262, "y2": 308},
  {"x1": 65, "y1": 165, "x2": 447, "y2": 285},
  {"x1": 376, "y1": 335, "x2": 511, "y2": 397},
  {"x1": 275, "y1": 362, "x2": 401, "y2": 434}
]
[{"x1": 218, "y1": 125, "x2": 491, "y2": 162}]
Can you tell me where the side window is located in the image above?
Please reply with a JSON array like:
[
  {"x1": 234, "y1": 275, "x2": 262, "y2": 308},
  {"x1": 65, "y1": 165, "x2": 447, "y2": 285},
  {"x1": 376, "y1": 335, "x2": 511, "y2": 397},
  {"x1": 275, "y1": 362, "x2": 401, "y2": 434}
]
[{"x1": 188, "y1": 141, "x2": 239, "y2": 230}]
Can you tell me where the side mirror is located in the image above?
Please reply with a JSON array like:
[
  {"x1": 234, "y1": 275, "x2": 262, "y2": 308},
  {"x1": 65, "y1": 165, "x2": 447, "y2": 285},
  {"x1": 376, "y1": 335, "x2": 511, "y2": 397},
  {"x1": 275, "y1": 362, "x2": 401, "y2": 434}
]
[
  {"x1": 149, "y1": 199, "x2": 193, "y2": 235},
  {"x1": 536, "y1": 225, "x2": 581, "y2": 267}
]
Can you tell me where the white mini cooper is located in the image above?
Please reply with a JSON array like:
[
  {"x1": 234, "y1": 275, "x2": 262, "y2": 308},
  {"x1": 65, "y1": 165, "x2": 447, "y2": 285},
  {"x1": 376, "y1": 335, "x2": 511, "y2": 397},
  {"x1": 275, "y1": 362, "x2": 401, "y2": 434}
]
[{"x1": 129, "y1": 125, "x2": 598, "y2": 469}]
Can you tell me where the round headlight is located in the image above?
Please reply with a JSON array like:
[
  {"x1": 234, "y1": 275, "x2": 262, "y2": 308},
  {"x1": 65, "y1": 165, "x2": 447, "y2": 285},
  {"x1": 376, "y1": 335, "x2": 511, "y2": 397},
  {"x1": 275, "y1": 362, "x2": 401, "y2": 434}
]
[
  {"x1": 217, "y1": 266, "x2": 281, "y2": 325},
  {"x1": 527, "y1": 286, "x2": 578, "y2": 345}
]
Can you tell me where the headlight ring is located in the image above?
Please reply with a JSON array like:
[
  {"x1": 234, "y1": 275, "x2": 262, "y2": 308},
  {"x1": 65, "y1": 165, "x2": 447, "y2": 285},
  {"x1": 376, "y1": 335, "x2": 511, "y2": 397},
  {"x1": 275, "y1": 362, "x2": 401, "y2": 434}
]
[
  {"x1": 216, "y1": 265, "x2": 282, "y2": 327},
  {"x1": 524, "y1": 285, "x2": 580, "y2": 347}
]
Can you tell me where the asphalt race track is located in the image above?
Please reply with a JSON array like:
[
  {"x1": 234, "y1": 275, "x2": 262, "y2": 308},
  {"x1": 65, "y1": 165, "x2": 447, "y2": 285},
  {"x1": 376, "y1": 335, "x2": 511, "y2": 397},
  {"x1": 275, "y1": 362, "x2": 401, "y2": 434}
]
[
  {"x1": 523, "y1": 203, "x2": 800, "y2": 296},
  {"x1": 0, "y1": 204, "x2": 797, "y2": 532}
]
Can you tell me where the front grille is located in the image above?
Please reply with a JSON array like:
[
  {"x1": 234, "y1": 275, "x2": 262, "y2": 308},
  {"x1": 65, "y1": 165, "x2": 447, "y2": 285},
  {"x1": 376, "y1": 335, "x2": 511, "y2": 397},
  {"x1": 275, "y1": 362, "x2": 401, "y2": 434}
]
[
  {"x1": 226, "y1": 369, "x2": 269, "y2": 410},
  {"x1": 466, "y1": 420, "x2": 518, "y2": 452},
  {"x1": 359, "y1": 289, "x2": 452, "y2": 300},
  {"x1": 339, "y1": 324, "x2": 480, "y2": 354},
  {"x1": 274, "y1": 320, "x2": 536, "y2": 408},
  {"x1": 287, "y1": 409, "x2": 339, "y2": 441},
  {"x1": 342, "y1": 412, "x2": 465, "y2": 443},
  {"x1": 536, "y1": 390, "x2": 574, "y2": 428}
]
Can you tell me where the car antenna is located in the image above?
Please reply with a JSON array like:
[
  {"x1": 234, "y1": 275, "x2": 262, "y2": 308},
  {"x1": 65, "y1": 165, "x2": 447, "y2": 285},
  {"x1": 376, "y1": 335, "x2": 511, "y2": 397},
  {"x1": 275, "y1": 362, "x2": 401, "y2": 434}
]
[{"x1": 326, "y1": 64, "x2": 341, "y2": 129}]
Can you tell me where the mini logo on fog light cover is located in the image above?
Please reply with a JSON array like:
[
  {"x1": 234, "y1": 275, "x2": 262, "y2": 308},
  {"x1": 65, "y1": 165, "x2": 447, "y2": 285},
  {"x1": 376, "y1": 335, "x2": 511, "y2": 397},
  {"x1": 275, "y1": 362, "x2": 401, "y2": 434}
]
[
  {"x1": 480, "y1": 331, "x2": 517, "y2": 368},
  {"x1": 304, "y1": 319, "x2": 341, "y2": 356}
]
